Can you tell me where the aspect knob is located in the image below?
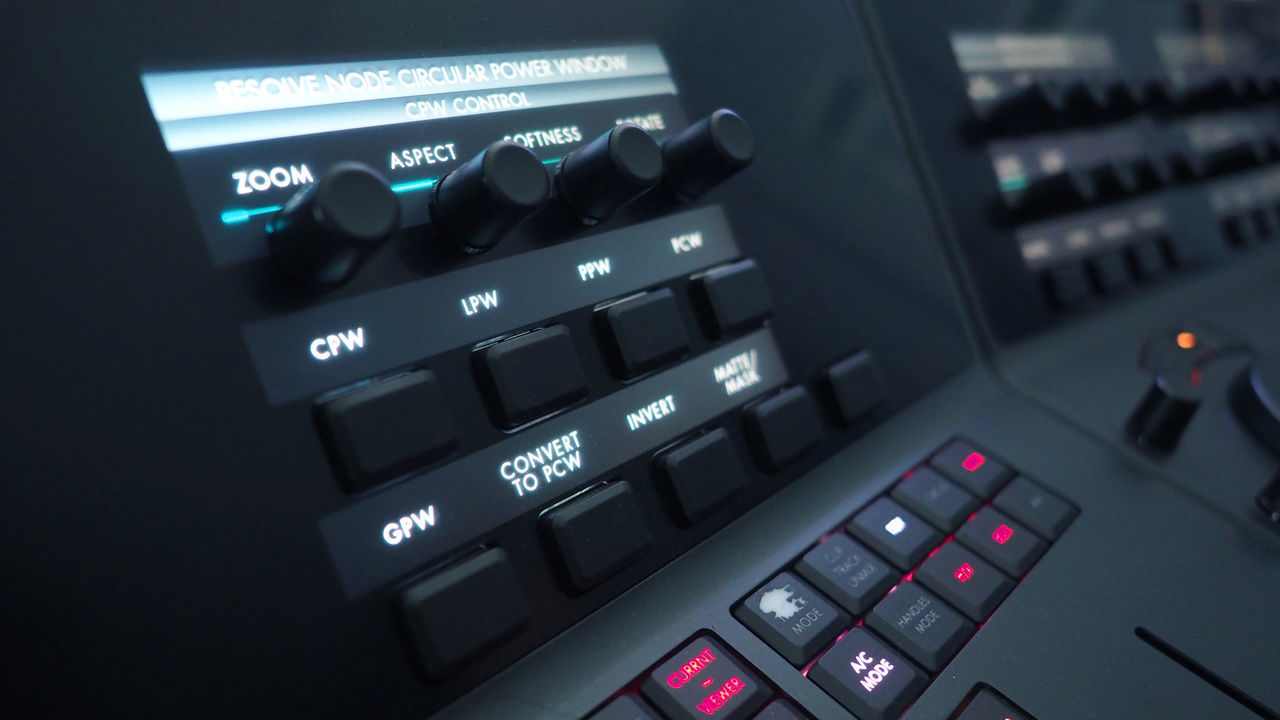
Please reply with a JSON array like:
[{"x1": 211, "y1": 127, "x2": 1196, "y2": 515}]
[
  {"x1": 556, "y1": 123, "x2": 663, "y2": 224},
  {"x1": 662, "y1": 108, "x2": 755, "y2": 201},
  {"x1": 430, "y1": 140, "x2": 549, "y2": 253},
  {"x1": 267, "y1": 162, "x2": 400, "y2": 288}
]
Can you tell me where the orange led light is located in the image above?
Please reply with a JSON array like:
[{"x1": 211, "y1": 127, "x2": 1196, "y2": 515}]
[{"x1": 1176, "y1": 332, "x2": 1197, "y2": 350}]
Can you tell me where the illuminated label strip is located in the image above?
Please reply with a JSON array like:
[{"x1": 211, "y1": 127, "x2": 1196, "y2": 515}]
[
  {"x1": 141, "y1": 45, "x2": 675, "y2": 151},
  {"x1": 320, "y1": 328, "x2": 789, "y2": 598}
]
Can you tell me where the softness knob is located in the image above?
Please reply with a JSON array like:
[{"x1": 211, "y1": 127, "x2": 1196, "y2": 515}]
[
  {"x1": 429, "y1": 140, "x2": 549, "y2": 253},
  {"x1": 557, "y1": 123, "x2": 663, "y2": 224},
  {"x1": 267, "y1": 162, "x2": 400, "y2": 288}
]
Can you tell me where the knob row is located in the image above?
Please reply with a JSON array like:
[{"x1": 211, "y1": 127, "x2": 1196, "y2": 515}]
[{"x1": 268, "y1": 109, "x2": 754, "y2": 287}]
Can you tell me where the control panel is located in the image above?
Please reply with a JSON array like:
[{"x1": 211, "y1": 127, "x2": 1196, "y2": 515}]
[{"x1": 4, "y1": 1, "x2": 1280, "y2": 719}]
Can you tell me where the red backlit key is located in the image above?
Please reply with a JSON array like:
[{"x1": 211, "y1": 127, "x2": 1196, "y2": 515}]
[
  {"x1": 915, "y1": 542, "x2": 1013, "y2": 623},
  {"x1": 929, "y1": 441, "x2": 1014, "y2": 498},
  {"x1": 640, "y1": 636, "x2": 770, "y2": 720},
  {"x1": 956, "y1": 507, "x2": 1046, "y2": 578}
]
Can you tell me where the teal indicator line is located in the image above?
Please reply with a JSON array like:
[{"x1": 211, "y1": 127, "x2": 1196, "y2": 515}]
[
  {"x1": 220, "y1": 160, "x2": 564, "y2": 226},
  {"x1": 390, "y1": 177, "x2": 439, "y2": 194},
  {"x1": 998, "y1": 175, "x2": 1029, "y2": 192},
  {"x1": 220, "y1": 205, "x2": 281, "y2": 225}
]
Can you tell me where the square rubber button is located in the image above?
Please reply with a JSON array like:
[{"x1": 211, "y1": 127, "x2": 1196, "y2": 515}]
[
  {"x1": 956, "y1": 507, "x2": 1046, "y2": 578},
  {"x1": 316, "y1": 370, "x2": 459, "y2": 493},
  {"x1": 543, "y1": 482, "x2": 652, "y2": 593},
  {"x1": 478, "y1": 325, "x2": 589, "y2": 427},
  {"x1": 796, "y1": 534, "x2": 897, "y2": 615},
  {"x1": 640, "y1": 636, "x2": 770, "y2": 720},
  {"x1": 657, "y1": 429, "x2": 747, "y2": 526},
  {"x1": 697, "y1": 259, "x2": 773, "y2": 337},
  {"x1": 930, "y1": 441, "x2": 1014, "y2": 498},
  {"x1": 400, "y1": 548, "x2": 528, "y2": 680},
  {"x1": 809, "y1": 628, "x2": 928, "y2": 720},
  {"x1": 847, "y1": 497, "x2": 942, "y2": 571},
  {"x1": 743, "y1": 387, "x2": 823, "y2": 471},
  {"x1": 588, "y1": 694, "x2": 663, "y2": 720},
  {"x1": 734, "y1": 572, "x2": 849, "y2": 665},
  {"x1": 600, "y1": 289, "x2": 690, "y2": 377},
  {"x1": 915, "y1": 542, "x2": 1012, "y2": 623},
  {"x1": 866, "y1": 582, "x2": 974, "y2": 672},
  {"x1": 891, "y1": 467, "x2": 980, "y2": 533},
  {"x1": 993, "y1": 477, "x2": 1077, "y2": 540}
]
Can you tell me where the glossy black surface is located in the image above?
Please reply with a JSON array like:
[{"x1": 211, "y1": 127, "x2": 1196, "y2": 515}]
[{"x1": 4, "y1": 1, "x2": 1280, "y2": 718}]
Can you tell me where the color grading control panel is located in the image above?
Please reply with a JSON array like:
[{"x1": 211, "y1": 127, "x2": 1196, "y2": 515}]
[{"x1": 4, "y1": 1, "x2": 1280, "y2": 719}]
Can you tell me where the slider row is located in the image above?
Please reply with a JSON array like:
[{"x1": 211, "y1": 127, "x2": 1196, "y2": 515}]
[{"x1": 268, "y1": 109, "x2": 755, "y2": 288}]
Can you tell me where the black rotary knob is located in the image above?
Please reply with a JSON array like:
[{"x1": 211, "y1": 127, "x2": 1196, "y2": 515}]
[
  {"x1": 267, "y1": 162, "x2": 400, "y2": 288},
  {"x1": 429, "y1": 140, "x2": 549, "y2": 253},
  {"x1": 662, "y1": 108, "x2": 756, "y2": 201},
  {"x1": 556, "y1": 123, "x2": 663, "y2": 224},
  {"x1": 1125, "y1": 374, "x2": 1202, "y2": 454}
]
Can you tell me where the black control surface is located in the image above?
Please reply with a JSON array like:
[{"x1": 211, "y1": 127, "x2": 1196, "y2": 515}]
[{"x1": 3, "y1": 0, "x2": 1279, "y2": 718}]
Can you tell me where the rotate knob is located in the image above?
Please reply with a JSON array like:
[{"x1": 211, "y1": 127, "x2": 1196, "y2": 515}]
[
  {"x1": 267, "y1": 162, "x2": 400, "y2": 288},
  {"x1": 556, "y1": 123, "x2": 663, "y2": 224},
  {"x1": 662, "y1": 108, "x2": 756, "y2": 201},
  {"x1": 429, "y1": 140, "x2": 549, "y2": 253}
]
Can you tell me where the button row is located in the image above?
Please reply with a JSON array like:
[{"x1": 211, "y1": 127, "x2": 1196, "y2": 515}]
[
  {"x1": 316, "y1": 257, "x2": 773, "y2": 493},
  {"x1": 392, "y1": 349, "x2": 884, "y2": 681},
  {"x1": 729, "y1": 439, "x2": 1076, "y2": 720},
  {"x1": 1040, "y1": 234, "x2": 1182, "y2": 311}
]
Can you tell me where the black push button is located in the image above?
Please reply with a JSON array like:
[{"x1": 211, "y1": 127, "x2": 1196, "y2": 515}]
[
  {"x1": 956, "y1": 507, "x2": 1046, "y2": 578},
  {"x1": 543, "y1": 482, "x2": 651, "y2": 593},
  {"x1": 891, "y1": 467, "x2": 981, "y2": 533},
  {"x1": 744, "y1": 387, "x2": 823, "y2": 471},
  {"x1": 479, "y1": 325, "x2": 589, "y2": 427},
  {"x1": 600, "y1": 289, "x2": 690, "y2": 377},
  {"x1": 953, "y1": 687, "x2": 1038, "y2": 720},
  {"x1": 641, "y1": 636, "x2": 770, "y2": 720},
  {"x1": 824, "y1": 351, "x2": 887, "y2": 425},
  {"x1": 657, "y1": 429, "x2": 747, "y2": 526},
  {"x1": 847, "y1": 497, "x2": 943, "y2": 571},
  {"x1": 697, "y1": 259, "x2": 773, "y2": 337},
  {"x1": 809, "y1": 628, "x2": 928, "y2": 720},
  {"x1": 1126, "y1": 238, "x2": 1166, "y2": 279},
  {"x1": 1086, "y1": 250, "x2": 1131, "y2": 294},
  {"x1": 400, "y1": 548, "x2": 528, "y2": 679},
  {"x1": 1042, "y1": 263, "x2": 1091, "y2": 309},
  {"x1": 993, "y1": 477, "x2": 1077, "y2": 540},
  {"x1": 915, "y1": 542, "x2": 1012, "y2": 623},
  {"x1": 734, "y1": 572, "x2": 849, "y2": 665},
  {"x1": 796, "y1": 534, "x2": 897, "y2": 615},
  {"x1": 930, "y1": 441, "x2": 1014, "y2": 498},
  {"x1": 316, "y1": 370, "x2": 459, "y2": 493},
  {"x1": 866, "y1": 582, "x2": 974, "y2": 672},
  {"x1": 588, "y1": 694, "x2": 663, "y2": 720},
  {"x1": 752, "y1": 699, "x2": 810, "y2": 719}
]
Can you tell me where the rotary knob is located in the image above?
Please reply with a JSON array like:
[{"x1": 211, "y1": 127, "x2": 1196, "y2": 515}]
[
  {"x1": 662, "y1": 108, "x2": 756, "y2": 201},
  {"x1": 429, "y1": 140, "x2": 549, "y2": 253},
  {"x1": 267, "y1": 162, "x2": 400, "y2": 288},
  {"x1": 556, "y1": 123, "x2": 663, "y2": 224}
]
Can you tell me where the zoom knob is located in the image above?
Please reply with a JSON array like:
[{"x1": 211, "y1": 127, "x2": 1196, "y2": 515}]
[
  {"x1": 267, "y1": 162, "x2": 400, "y2": 288},
  {"x1": 556, "y1": 123, "x2": 663, "y2": 224},
  {"x1": 430, "y1": 140, "x2": 549, "y2": 253},
  {"x1": 662, "y1": 108, "x2": 755, "y2": 201}
]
